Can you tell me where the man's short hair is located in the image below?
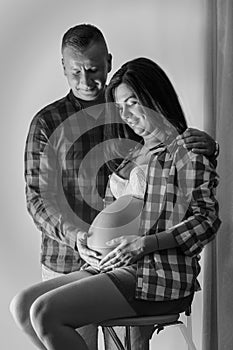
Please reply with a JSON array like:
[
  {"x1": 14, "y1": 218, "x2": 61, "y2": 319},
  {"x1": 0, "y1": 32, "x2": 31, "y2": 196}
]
[{"x1": 61, "y1": 24, "x2": 108, "y2": 52}]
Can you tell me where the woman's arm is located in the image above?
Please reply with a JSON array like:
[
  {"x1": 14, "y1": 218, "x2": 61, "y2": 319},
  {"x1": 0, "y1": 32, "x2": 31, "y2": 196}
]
[
  {"x1": 170, "y1": 151, "x2": 221, "y2": 256},
  {"x1": 142, "y1": 150, "x2": 221, "y2": 257}
]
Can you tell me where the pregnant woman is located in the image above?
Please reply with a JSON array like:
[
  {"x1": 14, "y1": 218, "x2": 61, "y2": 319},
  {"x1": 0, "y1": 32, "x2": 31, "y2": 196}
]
[{"x1": 10, "y1": 58, "x2": 221, "y2": 350}]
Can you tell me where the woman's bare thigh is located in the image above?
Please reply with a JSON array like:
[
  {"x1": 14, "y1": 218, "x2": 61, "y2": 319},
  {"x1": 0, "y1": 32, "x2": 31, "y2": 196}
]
[
  {"x1": 31, "y1": 273, "x2": 137, "y2": 328},
  {"x1": 17, "y1": 270, "x2": 94, "y2": 311}
]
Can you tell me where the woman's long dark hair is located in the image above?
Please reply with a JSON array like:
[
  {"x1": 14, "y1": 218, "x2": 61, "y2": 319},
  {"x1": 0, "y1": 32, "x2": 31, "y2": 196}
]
[{"x1": 104, "y1": 57, "x2": 187, "y2": 173}]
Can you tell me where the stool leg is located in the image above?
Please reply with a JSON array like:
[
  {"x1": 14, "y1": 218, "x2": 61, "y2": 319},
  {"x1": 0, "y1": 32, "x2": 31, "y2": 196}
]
[
  {"x1": 186, "y1": 315, "x2": 193, "y2": 350},
  {"x1": 104, "y1": 327, "x2": 126, "y2": 350},
  {"x1": 125, "y1": 326, "x2": 131, "y2": 350},
  {"x1": 177, "y1": 324, "x2": 197, "y2": 350}
]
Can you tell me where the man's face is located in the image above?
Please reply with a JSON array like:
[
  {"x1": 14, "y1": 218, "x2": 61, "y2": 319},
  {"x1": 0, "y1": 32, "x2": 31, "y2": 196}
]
[{"x1": 62, "y1": 42, "x2": 112, "y2": 101}]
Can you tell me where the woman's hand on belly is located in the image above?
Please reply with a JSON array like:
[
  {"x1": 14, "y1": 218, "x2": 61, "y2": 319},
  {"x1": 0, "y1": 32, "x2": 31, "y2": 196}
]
[
  {"x1": 76, "y1": 231, "x2": 102, "y2": 268},
  {"x1": 98, "y1": 235, "x2": 145, "y2": 272}
]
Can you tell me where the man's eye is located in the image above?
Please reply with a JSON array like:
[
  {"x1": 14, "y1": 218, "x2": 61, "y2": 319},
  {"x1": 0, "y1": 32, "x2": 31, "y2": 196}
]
[{"x1": 73, "y1": 72, "x2": 80, "y2": 76}]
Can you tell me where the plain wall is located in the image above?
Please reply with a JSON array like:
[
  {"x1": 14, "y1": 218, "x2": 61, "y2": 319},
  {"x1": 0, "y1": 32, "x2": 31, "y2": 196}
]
[{"x1": 0, "y1": 1, "x2": 206, "y2": 349}]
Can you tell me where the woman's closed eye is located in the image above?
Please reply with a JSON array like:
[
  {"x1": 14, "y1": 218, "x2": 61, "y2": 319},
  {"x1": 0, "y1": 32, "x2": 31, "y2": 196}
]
[
  {"x1": 127, "y1": 99, "x2": 139, "y2": 107},
  {"x1": 115, "y1": 100, "x2": 139, "y2": 113}
]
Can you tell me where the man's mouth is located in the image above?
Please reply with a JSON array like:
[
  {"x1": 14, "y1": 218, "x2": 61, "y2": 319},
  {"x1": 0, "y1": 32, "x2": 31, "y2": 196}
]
[{"x1": 82, "y1": 88, "x2": 96, "y2": 92}]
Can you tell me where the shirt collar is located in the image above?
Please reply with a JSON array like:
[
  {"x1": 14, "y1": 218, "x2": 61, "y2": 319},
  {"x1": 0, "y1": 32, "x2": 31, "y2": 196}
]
[
  {"x1": 68, "y1": 90, "x2": 82, "y2": 110},
  {"x1": 68, "y1": 90, "x2": 106, "y2": 120},
  {"x1": 149, "y1": 137, "x2": 179, "y2": 156}
]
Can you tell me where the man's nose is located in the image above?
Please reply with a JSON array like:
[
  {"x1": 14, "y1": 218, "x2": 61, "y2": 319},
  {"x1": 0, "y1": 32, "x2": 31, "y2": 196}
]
[{"x1": 80, "y1": 71, "x2": 91, "y2": 88}]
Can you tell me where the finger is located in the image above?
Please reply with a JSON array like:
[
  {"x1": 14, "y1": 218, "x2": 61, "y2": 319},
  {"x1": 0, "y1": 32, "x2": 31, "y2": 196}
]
[
  {"x1": 86, "y1": 231, "x2": 92, "y2": 238},
  {"x1": 85, "y1": 257, "x2": 102, "y2": 268},
  {"x1": 77, "y1": 231, "x2": 88, "y2": 240},
  {"x1": 183, "y1": 141, "x2": 207, "y2": 150},
  {"x1": 105, "y1": 237, "x2": 123, "y2": 246},
  {"x1": 99, "y1": 258, "x2": 117, "y2": 270},
  {"x1": 99, "y1": 248, "x2": 119, "y2": 265},
  {"x1": 81, "y1": 246, "x2": 102, "y2": 259},
  {"x1": 177, "y1": 135, "x2": 205, "y2": 146},
  {"x1": 189, "y1": 148, "x2": 209, "y2": 155},
  {"x1": 99, "y1": 252, "x2": 121, "y2": 268},
  {"x1": 177, "y1": 128, "x2": 207, "y2": 141},
  {"x1": 101, "y1": 259, "x2": 131, "y2": 272},
  {"x1": 99, "y1": 254, "x2": 115, "y2": 267},
  {"x1": 106, "y1": 236, "x2": 132, "y2": 246},
  {"x1": 99, "y1": 248, "x2": 124, "y2": 269},
  {"x1": 121, "y1": 256, "x2": 132, "y2": 266},
  {"x1": 99, "y1": 241, "x2": 127, "y2": 265},
  {"x1": 183, "y1": 128, "x2": 206, "y2": 138},
  {"x1": 176, "y1": 128, "x2": 193, "y2": 140},
  {"x1": 184, "y1": 136, "x2": 206, "y2": 143},
  {"x1": 99, "y1": 255, "x2": 131, "y2": 272},
  {"x1": 85, "y1": 256, "x2": 100, "y2": 264}
]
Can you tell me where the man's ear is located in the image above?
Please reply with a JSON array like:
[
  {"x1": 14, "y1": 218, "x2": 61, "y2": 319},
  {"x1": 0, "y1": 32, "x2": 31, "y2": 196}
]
[
  {"x1": 107, "y1": 53, "x2": 112, "y2": 73},
  {"x1": 62, "y1": 58, "x2": 67, "y2": 76}
]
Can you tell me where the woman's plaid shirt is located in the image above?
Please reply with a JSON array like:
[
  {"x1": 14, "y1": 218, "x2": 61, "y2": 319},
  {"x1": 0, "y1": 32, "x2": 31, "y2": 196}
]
[{"x1": 104, "y1": 141, "x2": 221, "y2": 301}]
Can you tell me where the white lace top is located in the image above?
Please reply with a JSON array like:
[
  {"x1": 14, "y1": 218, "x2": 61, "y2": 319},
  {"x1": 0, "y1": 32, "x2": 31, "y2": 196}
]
[{"x1": 109, "y1": 165, "x2": 148, "y2": 199}]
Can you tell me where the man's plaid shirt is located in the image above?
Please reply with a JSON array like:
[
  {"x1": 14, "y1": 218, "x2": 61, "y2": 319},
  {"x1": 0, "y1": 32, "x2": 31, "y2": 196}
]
[
  {"x1": 25, "y1": 91, "x2": 109, "y2": 273},
  {"x1": 104, "y1": 141, "x2": 221, "y2": 301}
]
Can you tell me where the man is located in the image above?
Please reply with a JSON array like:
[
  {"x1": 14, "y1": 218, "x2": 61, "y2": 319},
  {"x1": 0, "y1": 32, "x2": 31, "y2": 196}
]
[{"x1": 25, "y1": 24, "x2": 218, "y2": 349}]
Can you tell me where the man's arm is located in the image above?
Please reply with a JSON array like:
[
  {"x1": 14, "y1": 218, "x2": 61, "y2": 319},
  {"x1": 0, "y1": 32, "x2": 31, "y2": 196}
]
[
  {"x1": 25, "y1": 115, "x2": 79, "y2": 250},
  {"x1": 176, "y1": 128, "x2": 219, "y2": 158}
]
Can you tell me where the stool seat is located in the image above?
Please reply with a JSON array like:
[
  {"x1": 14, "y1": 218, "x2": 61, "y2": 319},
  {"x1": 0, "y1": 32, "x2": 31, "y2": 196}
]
[
  {"x1": 99, "y1": 311, "x2": 197, "y2": 350},
  {"x1": 101, "y1": 313, "x2": 179, "y2": 327}
]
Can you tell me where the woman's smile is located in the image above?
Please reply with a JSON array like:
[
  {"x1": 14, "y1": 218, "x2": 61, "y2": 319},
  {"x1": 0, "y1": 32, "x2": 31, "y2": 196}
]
[
  {"x1": 114, "y1": 83, "x2": 168, "y2": 147},
  {"x1": 127, "y1": 119, "x2": 139, "y2": 128},
  {"x1": 114, "y1": 83, "x2": 149, "y2": 135}
]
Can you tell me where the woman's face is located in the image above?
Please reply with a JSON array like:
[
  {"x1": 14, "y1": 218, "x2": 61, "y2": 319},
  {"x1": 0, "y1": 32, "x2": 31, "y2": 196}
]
[{"x1": 114, "y1": 83, "x2": 163, "y2": 139}]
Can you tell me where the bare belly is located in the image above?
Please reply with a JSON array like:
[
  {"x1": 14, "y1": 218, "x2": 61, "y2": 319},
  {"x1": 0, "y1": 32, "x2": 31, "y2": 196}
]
[{"x1": 87, "y1": 194, "x2": 144, "y2": 257}]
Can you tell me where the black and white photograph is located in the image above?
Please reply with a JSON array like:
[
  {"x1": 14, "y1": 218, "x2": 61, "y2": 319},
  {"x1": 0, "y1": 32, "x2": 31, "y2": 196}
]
[{"x1": 1, "y1": 1, "x2": 232, "y2": 349}]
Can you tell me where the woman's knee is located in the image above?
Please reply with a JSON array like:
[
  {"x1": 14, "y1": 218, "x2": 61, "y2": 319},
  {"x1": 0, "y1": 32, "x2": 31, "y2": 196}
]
[
  {"x1": 9, "y1": 290, "x2": 32, "y2": 330},
  {"x1": 30, "y1": 294, "x2": 57, "y2": 338}
]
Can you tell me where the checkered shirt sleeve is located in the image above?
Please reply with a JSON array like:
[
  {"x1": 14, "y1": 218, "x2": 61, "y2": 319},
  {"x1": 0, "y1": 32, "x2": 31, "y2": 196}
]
[
  {"x1": 135, "y1": 144, "x2": 221, "y2": 300},
  {"x1": 169, "y1": 147, "x2": 220, "y2": 257},
  {"x1": 25, "y1": 111, "x2": 78, "y2": 250}
]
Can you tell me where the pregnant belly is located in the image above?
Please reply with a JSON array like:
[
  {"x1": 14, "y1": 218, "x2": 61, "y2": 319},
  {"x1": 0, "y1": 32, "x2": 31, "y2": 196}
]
[{"x1": 87, "y1": 194, "x2": 144, "y2": 257}]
